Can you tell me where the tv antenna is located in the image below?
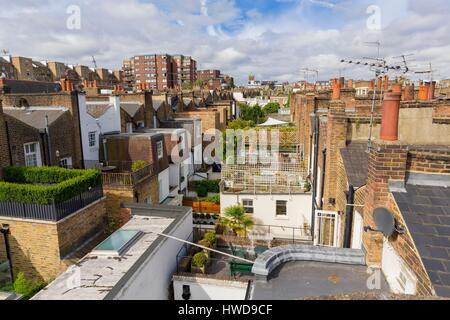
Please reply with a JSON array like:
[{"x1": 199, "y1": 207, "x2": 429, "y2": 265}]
[
  {"x1": 1, "y1": 49, "x2": 10, "y2": 56},
  {"x1": 92, "y1": 56, "x2": 98, "y2": 69},
  {"x1": 300, "y1": 68, "x2": 319, "y2": 83}
]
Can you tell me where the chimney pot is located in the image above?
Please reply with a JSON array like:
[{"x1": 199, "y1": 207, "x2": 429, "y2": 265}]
[
  {"x1": 380, "y1": 92, "x2": 402, "y2": 141},
  {"x1": 331, "y1": 78, "x2": 341, "y2": 100}
]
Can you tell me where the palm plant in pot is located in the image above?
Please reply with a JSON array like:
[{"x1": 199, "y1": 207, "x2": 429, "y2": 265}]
[{"x1": 219, "y1": 205, "x2": 255, "y2": 237}]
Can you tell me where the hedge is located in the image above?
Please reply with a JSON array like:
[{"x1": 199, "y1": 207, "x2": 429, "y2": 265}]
[
  {"x1": 0, "y1": 166, "x2": 102, "y2": 205},
  {"x1": 192, "y1": 180, "x2": 220, "y2": 197}
]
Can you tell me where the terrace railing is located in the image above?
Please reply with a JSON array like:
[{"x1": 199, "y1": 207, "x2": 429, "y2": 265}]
[
  {"x1": 0, "y1": 185, "x2": 104, "y2": 222},
  {"x1": 101, "y1": 162, "x2": 154, "y2": 187}
]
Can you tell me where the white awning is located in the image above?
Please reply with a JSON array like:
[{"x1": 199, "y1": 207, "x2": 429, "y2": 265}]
[{"x1": 258, "y1": 117, "x2": 289, "y2": 127}]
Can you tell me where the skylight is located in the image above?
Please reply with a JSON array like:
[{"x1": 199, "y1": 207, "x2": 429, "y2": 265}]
[{"x1": 93, "y1": 230, "x2": 143, "y2": 257}]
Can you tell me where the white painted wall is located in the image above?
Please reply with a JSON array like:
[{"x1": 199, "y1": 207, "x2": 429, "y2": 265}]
[
  {"x1": 173, "y1": 277, "x2": 248, "y2": 301},
  {"x1": 112, "y1": 212, "x2": 193, "y2": 300},
  {"x1": 78, "y1": 94, "x2": 122, "y2": 168},
  {"x1": 220, "y1": 193, "x2": 313, "y2": 239},
  {"x1": 169, "y1": 163, "x2": 181, "y2": 188},
  {"x1": 158, "y1": 168, "x2": 170, "y2": 203},
  {"x1": 382, "y1": 239, "x2": 418, "y2": 295}
]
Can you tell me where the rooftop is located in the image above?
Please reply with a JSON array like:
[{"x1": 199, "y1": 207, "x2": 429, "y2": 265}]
[
  {"x1": 32, "y1": 204, "x2": 191, "y2": 300},
  {"x1": 392, "y1": 183, "x2": 450, "y2": 298},
  {"x1": 3, "y1": 107, "x2": 68, "y2": 130},
  {"x1": 250, "y1": 261, "x2": 389, "y2": 300},
  {"x1": 121, "y1": 102, "x2": 142, "y2": 117},
  {"x1": 340, "y1": 143, "x2": 369, "y2": 188}
]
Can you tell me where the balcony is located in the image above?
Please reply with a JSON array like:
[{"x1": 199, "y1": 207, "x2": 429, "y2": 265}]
[{"x1": 100, "y1": 161, "x2": 154, "y2": 188}]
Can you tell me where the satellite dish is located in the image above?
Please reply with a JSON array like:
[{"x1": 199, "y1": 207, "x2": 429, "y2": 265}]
[{"x1": 373, "y1": 208, "x2": 396, "y2": 238}]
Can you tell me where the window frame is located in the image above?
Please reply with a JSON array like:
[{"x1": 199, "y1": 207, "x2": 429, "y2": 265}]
[
  {"x1": 23, "y1": 142, "x2": 42, "y2": 167},
  {"x1": 88, "y1": 131, "x2": 97, "y2": 148},
  {"x1": 276, "y1": 200, "x2": 288, "y2": 216},
  {"x1": 242, "y1": 199, "x2": 254, "y2": 214},
  {"x1": 156, "y1": 140, "x2": 164, "y2": 159}
]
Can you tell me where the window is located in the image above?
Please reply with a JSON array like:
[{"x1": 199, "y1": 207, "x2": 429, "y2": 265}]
[
  {"x1": 276, "y1": 200, "x2": 287, "y2": 216},
  {"x1": 242, "y1": 199, "x2": 254, "y2": 214},
  {"x1": 137, "y1": 121, "x2": 145, "y2": 128},
  {"x1": 24, "y1": 142, "x2": 42, "y2": 167},
  {"x1": 60, "y1": 157, "x2": 73, "y2": 169},
  {"x1": 157, "y1": 141, "x2": 164, "y2": 159},
  {"x1": 88, "y1": 131, "x2": 96, "y2": 147}
]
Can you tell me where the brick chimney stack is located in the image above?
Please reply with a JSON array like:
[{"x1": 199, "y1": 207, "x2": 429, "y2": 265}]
[
  {"x1": 331, "y1": 79, "x2": 341, "y2": 100},
  {"x1": 347, "y1": 79, "x2": 353, "y2": 89},
  {"x1": 380, "y1": 92, "x2": 402, "y2": 141},
  {"x1": 383, "y1": 75, "x2": 389, "y2": 91},
  {"x1": 430, "y1": 81, "x2": 436, "y2": 100},
  {"x1": 418, "y1": 82, "x2": 430, "y2": 101},
  {"x1": 403, "y1": 84, "x2": 415, "y2": 101}
]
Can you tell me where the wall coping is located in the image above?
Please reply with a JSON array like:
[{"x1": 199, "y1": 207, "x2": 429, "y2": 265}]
[{"x1": 252, "y1": 245, "x2": 366, "y2": 279}]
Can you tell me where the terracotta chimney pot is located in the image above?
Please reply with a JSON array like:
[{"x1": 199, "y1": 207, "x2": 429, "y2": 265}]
[{"x1": 380, "y1": 92, "x2": 402, "y2": 141}]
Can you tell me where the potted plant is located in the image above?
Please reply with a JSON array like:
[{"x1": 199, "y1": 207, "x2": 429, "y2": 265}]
[
  {"x1": 204, "y1": 232, "x2": 217, "y2": 249},
  {"x1": 191, "y1": 252, "x2": 208, "y2": 274},
  {"x1": 220, "y1": 205, "x2": 255, "y2": 237}
]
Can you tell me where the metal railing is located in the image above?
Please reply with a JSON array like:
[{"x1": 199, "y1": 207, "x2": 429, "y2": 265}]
[
  {"x1": 0, "y1": 185, "x2": 104, "y2": 222},
  {"x1": 100, "y1": 161, "x2": 154, "y2": 187}
]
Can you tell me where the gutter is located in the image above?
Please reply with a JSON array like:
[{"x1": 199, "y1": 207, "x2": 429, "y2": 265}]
[
  {"x1": 310, "y1": 113, "x2": 320, "y2": 237},
  {"x1": 343, "y1": 185, "x2": 355, "y2": 248},
  {"x1": 320, "y1": 148, "x2": 327, "y2": 209},
  {"x1": 74, "y1": 92, "x2": 85, "y2": 169}
]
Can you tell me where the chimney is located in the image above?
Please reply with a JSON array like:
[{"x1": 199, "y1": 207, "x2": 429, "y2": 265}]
[
  {"x1": 392, "y1": 83, "x2": 402, "y2": 94},
  {"x1": 430, "y1": 81, "x2": 436, "y2": 100},
  {"x1": 331, "y1": 79, "x2": 341, "y2": 100},
  {"x1": 380, "y1": 92, "x2": 402, "y2": 141},
  {"x1": 377, "y1": 78, "x2": 382, "y2": 92},
  {"x1": 339, "y1": 77, "x2": 345, "y2": 88},
  {"x1": 93, "y1": 80, "x2": 98, "y2": 88},
  {"x1": 418, "y1": 82, "x2": 430, "y2": 101},
  {"x1": 370, "y1": 79, "x2": 375, "y2": 90},
  {"x1": 347, "y1": 79, "x2": 354, "y2": 89},
  {"x1": 383, "y1": 75, "x2": 389, "y2": 91},
  {"x1": 403, "y1": 84, "x2": 415, "y2": 101}
]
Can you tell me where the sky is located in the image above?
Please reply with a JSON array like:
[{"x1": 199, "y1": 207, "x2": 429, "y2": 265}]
[{"x1": 1, "y1": 0, "x2": 450, "y2": 84}]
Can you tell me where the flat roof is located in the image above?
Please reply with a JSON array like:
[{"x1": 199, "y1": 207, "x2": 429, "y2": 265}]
[
  {"x1": 32, "y1": 204, "x2": 191, "y2": 300},
  {"x1": 250, "y1": 261, "x2": 389, "y2": 300}
]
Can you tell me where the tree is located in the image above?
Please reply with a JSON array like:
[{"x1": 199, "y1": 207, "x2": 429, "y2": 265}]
[
  {"x1": 227, "y1": 118, "x2": 253, "y2": 130},
  {"x1": 263, "y1": 102, "x2": 280, "y2": 115},
  {"x1": 220, "y1": 205, "x2": 254, "y2": 237},
  {"x1": 181, "y1": 81, "x2": 193, "y2": 91}
]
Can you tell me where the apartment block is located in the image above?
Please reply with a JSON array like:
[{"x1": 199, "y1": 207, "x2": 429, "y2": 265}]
[
  {"x1": 173, "y1": 55, "x2": 197, "y2": 88},
  {"x1": 123, "y1": 54, "x2": 176, "y2": 92}
]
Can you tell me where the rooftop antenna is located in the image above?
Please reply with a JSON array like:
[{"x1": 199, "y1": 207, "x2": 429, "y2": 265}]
[
  {"x1": 1, "y1": 49, "x2": 10, "y2": 56},
  {"x1": 92, "y1": 55, "x2": 98, "y2": 69},
  {"x1": 301, "y1": 68, "x2": 319, "y2": 83}
]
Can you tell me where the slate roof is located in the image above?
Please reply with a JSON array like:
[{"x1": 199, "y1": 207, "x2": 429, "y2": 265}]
[
  {"x1": 393, "y1": 185, "x2": 450, "y2": 297},
  {"x1": 152, "y1": 100, "x2": 164, "y2": 111},
  {"x1": 3, "y1": 107, "x2": 68, "y2": 130},
  {"x1": 85, "y1": 103, "x2": 113, "y2": 119},
  {"x1": 121, "y1": 102, "x2": 142, "y2": 118},
  {"x1": 1, "y1": 79, "x2": 62, "y2": 94},
  {"x1": 340, "y1": 143, "x2": 369, "y2": 188}
]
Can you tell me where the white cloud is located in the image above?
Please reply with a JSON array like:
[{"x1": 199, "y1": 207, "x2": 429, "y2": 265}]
[{"x1": 0, "y1": 0, "x2": 449, "y2": 84}]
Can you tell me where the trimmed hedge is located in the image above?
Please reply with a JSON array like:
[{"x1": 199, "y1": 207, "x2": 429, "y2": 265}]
[
  {"x1": 0, "y1": 166, "x2": 102, "y2": 205},
  {"x1": 192, "y1": 180, "x2": 220, "y2": 197}
]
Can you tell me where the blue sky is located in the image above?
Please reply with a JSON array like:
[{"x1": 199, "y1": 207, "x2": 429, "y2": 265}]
[{"x1": 1, "y1": 0, "x2": 449, "y2": 84}]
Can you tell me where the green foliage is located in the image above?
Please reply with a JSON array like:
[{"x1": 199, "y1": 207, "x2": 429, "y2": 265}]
[
  {"x1": 13, "y1": 272, "x2": 46, "y2": 299},
  {"x1": 193, "y1": 180, "x2": 220, "y2": 197},
  {"x1": 192, "y1": 252, "x2": 208, "y2": 268},
  {"x1": 227, "y1": 118, "x2": 253, "y2": 130},
  {"x1": 239, "y1": 104, "x2": 265, "y2": 124},
  {"x1": 220, "y1": 205, "x2": 254, "y2": 237},
  {"x1": 203, "y1": 232, "x2": 217, "y2": 246},
  {"x1": 0, "y1": 167, "x2": 101, "y2": 205},
  {"x1": 262, "y1": 102, "x2": 280, "y2": 115},
  {"x1": 131, "y1": 160, "x2": 148, "y2": 172},
  {"x1": 198, "y1": 239, "x2": 211, "y2": 248},
  {"x1": 182, "y1": 81, "x2": 193, "y2": 90},
  {"x1": 304, "y1": 181, "x2": 312, "y2": 193}
]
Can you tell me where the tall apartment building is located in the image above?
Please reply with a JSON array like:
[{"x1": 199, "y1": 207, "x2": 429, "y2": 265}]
[
  {"x1": 197, "y1": 69, "x2": 221, "y2": 90},
  {"x1": 173, "y1": 55, "x2": 197, "y2": 88},
  {"x1": 123, "y1": 54, "x2": 177, "y2": 92}
]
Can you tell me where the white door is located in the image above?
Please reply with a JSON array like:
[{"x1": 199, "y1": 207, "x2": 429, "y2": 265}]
[
  {"x1": 24, "y1": 142, "x2": 42, "y2": 167},
  {"x1": 314, "y1": 210, "x2": 340, "y2": 247},
  {"x1": 351, "y1": 211, "x2": 364, "y2": 249}
]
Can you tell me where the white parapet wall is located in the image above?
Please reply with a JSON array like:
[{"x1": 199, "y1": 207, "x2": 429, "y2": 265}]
[{"x1": 173, "y1": 275, "x2": 249, "y2": 301}]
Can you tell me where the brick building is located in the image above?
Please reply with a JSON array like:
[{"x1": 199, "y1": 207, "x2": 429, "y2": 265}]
[
  {"x1": 123, "y1": 54, "x2": 177, "y2": 91},
  {"x1": 0, "y1": 57, "x2": 16, "y2": 79},
  {"x1": 173, "y1": 55, "x2": 197, "y2": 88},
  {"x1": 290, "y1": 76, "x2": 450, "y2": 297}
]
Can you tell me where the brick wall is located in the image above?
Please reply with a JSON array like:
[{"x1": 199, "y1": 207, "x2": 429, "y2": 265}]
[
  {"x1": 119, "y1": 92, "x2": 154, "y2": 128},
  {"x1": 175, "y1": 111, "x2": 220, "y2": 134},
  {"x1": 0, "y1": 198, "x2": 107, "y2": 282},
  {"x1": 407, "y1": 150, "x2": 450, "y2": 175},
  {"x1": 363, "y1": 141, "x2": 409, "y2": 266},
  {"x1": 433, "y1": 105, "x2": 450, "y2": 124},
  {"x1": 1, "y1": 92, "x2": 83, "y2": 168},
  {"x1": 0, "y1": 101, "x2": 11, "y2": 169}
]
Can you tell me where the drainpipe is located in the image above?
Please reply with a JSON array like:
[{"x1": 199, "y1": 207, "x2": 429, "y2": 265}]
[
  {"x1": 343, "y1": 185, "x2": 355, "y2": 248},
  {"x1": 75, "y1": 93, "x2": 85, "y2": 169},
  {"x1": 320, "y1": 148, "x2": 327, "y2": 209},
  {"x1": 45, "y1": 115, "x2": 53, "y2": 166},
  {"x1": 1, "y1": 224, "x2": 14, "y2": 281},
  {"x1": 310, "y1": 113, "x2": 320, "y2": 237}
]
